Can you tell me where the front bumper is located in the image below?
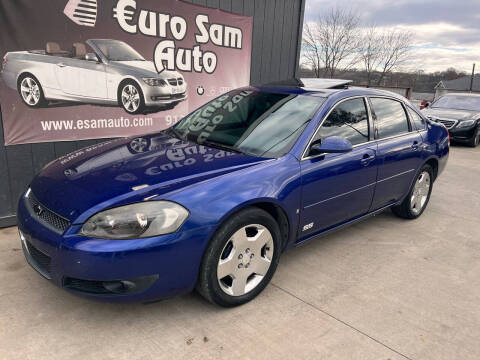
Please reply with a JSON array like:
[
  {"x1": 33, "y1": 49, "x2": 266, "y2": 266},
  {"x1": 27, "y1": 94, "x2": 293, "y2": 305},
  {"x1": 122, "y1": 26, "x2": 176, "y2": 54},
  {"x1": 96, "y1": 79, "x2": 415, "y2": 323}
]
[
  {"x1": 17, "y1": 195, "x2": 214, "y2": 303},
  {"x1": 141, "y1": 81, "x2": 188, "y2": 106},
  {"x1": 448, "y1": 125, "x2": 477, "y2": 142}
]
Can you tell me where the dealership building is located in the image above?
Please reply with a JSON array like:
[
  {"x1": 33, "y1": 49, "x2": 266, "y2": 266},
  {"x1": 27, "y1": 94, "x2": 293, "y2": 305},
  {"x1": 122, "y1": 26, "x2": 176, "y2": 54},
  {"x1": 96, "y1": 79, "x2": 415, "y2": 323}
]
[{"x1": 0, "y1": 0, "x2": 306, "y2": 228}]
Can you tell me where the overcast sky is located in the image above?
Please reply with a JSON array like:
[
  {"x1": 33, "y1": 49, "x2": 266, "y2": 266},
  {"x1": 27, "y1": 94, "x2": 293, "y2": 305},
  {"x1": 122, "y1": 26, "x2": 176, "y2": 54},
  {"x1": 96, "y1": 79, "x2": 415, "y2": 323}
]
[{"x1": 304, "y1": 0, "x2": 480, "y2": 73}]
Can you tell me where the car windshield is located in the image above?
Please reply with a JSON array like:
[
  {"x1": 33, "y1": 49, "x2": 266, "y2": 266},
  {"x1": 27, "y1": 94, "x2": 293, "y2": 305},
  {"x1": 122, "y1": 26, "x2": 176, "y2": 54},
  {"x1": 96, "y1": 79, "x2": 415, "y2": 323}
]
[
  {"x1": 172, "y1": 89, "x2": 323, "y2": 158},
  {"x1": 431, "y1": 95, "x2": 480, "y2": 111},
  {"x1": 93, "y1": 40, "x2": 145, "y2": 61}
]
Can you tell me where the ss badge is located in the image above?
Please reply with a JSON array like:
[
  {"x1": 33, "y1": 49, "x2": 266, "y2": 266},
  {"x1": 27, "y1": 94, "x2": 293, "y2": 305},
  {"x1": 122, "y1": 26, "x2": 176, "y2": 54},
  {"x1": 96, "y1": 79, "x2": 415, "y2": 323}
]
[{"x1": 302, "y1": 222, "x2": 313, "y2": 231}]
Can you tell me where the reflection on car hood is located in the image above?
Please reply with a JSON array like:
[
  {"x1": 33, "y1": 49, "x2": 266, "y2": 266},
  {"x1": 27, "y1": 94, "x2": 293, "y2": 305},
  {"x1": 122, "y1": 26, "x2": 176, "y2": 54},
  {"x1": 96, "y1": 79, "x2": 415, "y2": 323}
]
[
  {"x1": 111, "y1": 60, "x2": 181, "y2": 78},
  {"x1": 30, "y1": 132, "x2": 268, "y2": 221},
  {"x1": 423, "y1": 108, "x2": 480, "y2": 122}
]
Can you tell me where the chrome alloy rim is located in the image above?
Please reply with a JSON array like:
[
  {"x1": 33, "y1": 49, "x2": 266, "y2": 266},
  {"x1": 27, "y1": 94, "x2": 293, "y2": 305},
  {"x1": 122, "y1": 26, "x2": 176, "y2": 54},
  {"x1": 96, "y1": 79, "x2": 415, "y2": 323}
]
[
  {"x1": 20, "y1": 77, "x2": 40, "y2": 105},
  {"x1": 129, "y1": 138, "x2": 148, "y2": 153},
  {"x1": 410, "y1": 171, "x2": 430, "y2": 215},
  {"x1": 217, "y1": 224, "x2": 274, "y2": 296},
  {"x1": 121, "y1": 84, "x2": 140, "y2": 112}
]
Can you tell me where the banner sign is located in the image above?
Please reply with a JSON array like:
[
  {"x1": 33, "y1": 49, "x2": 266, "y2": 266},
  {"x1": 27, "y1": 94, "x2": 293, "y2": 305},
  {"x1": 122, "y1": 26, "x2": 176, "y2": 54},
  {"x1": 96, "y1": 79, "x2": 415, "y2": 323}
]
[{"x1": 0, "y1": 0, "x2": 252, "y2": 145}]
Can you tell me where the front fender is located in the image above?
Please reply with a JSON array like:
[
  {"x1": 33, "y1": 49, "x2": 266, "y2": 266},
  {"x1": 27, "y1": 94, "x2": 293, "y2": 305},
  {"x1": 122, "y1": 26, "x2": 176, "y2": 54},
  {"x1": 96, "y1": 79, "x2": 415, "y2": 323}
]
[{"x1": 164, "y1": 154, "x2": 302, "y2": 249}]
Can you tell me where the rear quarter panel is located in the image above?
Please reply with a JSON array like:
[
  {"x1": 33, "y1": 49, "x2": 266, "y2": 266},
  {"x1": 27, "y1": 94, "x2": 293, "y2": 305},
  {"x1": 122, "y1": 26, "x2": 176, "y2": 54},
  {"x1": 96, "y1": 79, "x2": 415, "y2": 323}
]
[{"x1": 3, "y1": 52, "x2": 61, "y2": 95}]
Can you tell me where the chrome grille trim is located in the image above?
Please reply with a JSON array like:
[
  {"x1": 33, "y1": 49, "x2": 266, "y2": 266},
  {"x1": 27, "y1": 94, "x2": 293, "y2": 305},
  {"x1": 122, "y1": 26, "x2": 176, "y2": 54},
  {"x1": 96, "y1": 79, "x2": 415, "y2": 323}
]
[{"x1": 427, "y1": 117, "x2": 458, "y2": 129}]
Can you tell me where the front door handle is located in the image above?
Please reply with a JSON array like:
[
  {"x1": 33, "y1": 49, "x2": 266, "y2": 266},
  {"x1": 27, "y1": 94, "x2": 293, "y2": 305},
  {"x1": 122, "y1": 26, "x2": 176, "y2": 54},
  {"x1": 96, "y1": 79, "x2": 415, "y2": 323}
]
[
  {"x1": 360, "y1": 153, "x2": 375, "y2": 165},
  {"x1": 412, "y1": 141, "x2": 420, "y2": 151},
  {"x1": 56, "y1": 63, "x2": 66, "y2": 68}
]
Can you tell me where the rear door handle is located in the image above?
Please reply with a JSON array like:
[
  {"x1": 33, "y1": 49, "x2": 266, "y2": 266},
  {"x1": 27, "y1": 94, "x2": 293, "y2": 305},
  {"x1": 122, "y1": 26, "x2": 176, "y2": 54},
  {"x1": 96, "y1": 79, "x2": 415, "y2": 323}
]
[
  {"x1": 56, "y1": 63, "x2": 66, "y2": 68},
  {"x1": 412, "y1": 141, "x2": 420, "y2": 151},
  {"x1": 360, "y1": 153, "x2": 375, "y2": 165}
]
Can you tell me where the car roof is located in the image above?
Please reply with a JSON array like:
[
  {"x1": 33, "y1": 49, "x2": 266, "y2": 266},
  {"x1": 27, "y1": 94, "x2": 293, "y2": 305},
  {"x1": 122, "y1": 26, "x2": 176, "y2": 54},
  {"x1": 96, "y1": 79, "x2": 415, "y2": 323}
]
[{"x1": 256, "y1": 78, "x2": 408, "y2": 101}]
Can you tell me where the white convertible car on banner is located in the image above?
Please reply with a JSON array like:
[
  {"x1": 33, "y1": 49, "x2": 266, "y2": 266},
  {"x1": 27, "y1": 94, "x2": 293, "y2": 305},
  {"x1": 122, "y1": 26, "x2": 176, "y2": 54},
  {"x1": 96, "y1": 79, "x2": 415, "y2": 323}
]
[{"x1": 1, "y1": 39, "x2": 187, "y2": 114}]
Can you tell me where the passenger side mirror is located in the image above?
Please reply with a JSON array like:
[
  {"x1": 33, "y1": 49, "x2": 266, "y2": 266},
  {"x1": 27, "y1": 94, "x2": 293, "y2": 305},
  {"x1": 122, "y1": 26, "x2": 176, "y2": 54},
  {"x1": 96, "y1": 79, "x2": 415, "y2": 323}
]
[
  {"x1": 309, "y1": 136, "x2": 353, "y2": 156},
  {"x1": 85, "y1": 53, "x2": 99, "y2": 62}
]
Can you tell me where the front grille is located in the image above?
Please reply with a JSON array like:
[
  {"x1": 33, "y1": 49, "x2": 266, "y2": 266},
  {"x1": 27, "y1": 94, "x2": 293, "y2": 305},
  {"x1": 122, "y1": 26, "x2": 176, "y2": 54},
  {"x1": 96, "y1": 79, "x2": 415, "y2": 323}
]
[
  {"x1": 437, "y1": 119, "x2": 457, "y2": 129},
  {"x1": 177, "y1": 78, "x2": 183, "y2": 85},
  {"x1": 26, "y1": 192, "x2": 70, "y2": 234},
  {"x1": 25, "y1": 240, "x2": 51, "y2": 278},
  {"x1": 64, "y1": 277, "x2": 112, "y2": 294},
  {"x1": 168, "y1": 78, "x2": 178, "y2": 86},
  {"x1": 428, "y1": 117, "x2": 457, "y2": 129}
]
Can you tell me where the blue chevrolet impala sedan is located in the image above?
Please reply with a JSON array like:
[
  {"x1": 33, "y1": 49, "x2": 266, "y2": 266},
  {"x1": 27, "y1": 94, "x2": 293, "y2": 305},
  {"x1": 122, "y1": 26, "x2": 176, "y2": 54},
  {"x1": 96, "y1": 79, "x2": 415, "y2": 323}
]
[{"x1": 17, "y1": 79, "x2": 449, "y2": 306}]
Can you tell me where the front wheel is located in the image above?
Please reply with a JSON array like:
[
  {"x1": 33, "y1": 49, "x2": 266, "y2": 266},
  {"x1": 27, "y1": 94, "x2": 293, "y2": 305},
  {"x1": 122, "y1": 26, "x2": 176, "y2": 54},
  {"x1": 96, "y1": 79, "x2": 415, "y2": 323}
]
[
  {"x1": 392, "y1": 164, "x2": 433, "y2": 219},
  {"x1": 467, "y1": 127, "x2": 480, "y2": 147},
  {"x1": 18, "y1": 74, "x2": 46, "y2": 108},
  {"x1": 197, "y1": 208, "x2": 282, "y2": 307},
  {"x1": 119, "y1": 81, "x2": 145, "y2": 114}
]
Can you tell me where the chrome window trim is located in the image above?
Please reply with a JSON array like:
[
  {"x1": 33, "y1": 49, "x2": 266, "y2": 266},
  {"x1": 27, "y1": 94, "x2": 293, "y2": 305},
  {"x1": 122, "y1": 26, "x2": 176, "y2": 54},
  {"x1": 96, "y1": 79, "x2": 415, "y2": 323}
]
[{"x1": 301, "y1": 96, "x2": 371, "y2": 161}]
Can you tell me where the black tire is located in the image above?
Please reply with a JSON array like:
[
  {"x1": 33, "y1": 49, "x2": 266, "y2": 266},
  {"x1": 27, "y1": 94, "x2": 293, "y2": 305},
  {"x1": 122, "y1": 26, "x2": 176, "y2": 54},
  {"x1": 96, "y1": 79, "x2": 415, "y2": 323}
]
[
  {"x1": 392, "y1": 164, "x2": 434, "y2": 219},
  {"x1": 17, "y1": 73, "x2": 46, "y2": 108},
  {"x1": 196, "y1": 207, "x2": 282, "y2": 307},
  {"x1": 118, "y1": 80, "x2": 145, "y2": 114},
  {"x1": 467, "y1": 126, "x2": 480, "y2": 147}
]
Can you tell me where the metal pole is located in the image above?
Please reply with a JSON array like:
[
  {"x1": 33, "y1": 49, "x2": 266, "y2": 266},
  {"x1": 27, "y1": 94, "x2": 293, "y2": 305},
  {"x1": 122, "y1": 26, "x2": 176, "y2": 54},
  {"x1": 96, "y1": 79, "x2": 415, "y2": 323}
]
[{"x1": 469, "y1": 63, "x2": 475, "y2": 92}]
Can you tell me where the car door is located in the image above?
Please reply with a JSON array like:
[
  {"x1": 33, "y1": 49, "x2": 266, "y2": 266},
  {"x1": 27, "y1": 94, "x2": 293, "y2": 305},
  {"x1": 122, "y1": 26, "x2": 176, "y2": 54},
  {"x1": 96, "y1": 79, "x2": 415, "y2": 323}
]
[
  {"x1": 368, "y1": 97, "x2": 424, "y2": 210},
  {"x1": 299, "y1": 97, "x2": 378, "y2": 239},
  {"x1": 55, "y1": 57, "x2": 107, "y2": 99}
]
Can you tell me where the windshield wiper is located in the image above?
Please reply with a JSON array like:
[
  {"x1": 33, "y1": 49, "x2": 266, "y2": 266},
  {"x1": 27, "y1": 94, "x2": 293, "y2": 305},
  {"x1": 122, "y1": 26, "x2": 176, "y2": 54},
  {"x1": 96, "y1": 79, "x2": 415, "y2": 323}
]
[
  {"x1": 165, "y1": 127, "x2": 183, "y2": 140},
  {"x1": 202, "y1": 140, "x2": 243, "y2": 154}
]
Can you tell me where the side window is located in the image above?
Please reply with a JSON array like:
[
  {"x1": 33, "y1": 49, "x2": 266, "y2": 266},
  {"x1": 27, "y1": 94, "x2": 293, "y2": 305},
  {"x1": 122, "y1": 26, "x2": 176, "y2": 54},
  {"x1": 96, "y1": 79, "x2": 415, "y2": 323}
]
[
  {"x1": 370, "y1": 98, "x2": 410, "y2": 139},
  {"x1": 408, "y1": 107, "x2": 426, "y2": 130},
  {"x1": 313, "y1": 98, "x2": 369, "y2": 146}
]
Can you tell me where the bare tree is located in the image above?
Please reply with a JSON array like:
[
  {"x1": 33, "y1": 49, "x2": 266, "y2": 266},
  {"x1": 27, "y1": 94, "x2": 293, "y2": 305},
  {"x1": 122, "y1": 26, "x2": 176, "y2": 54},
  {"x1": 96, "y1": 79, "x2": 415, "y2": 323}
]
[
  {"x1": 357, "y1": 27, "x2": 412, "y2": 86},
  {"x1": 357, "y1": 26, "x2": 382, "y2": 85},
  {"x1": 375, "y1": 29, "x2": 412, "y2": 85},
  {"x1": 302, "y1": 8, "x2": 360, "y2": 78}
]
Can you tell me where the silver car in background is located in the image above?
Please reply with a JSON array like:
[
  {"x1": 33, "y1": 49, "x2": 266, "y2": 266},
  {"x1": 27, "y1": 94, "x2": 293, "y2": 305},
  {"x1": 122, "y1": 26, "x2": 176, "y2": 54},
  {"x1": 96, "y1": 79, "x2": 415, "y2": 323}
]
[{"x1": 1, "y1": 39, "x2": 187, "y2": 114}]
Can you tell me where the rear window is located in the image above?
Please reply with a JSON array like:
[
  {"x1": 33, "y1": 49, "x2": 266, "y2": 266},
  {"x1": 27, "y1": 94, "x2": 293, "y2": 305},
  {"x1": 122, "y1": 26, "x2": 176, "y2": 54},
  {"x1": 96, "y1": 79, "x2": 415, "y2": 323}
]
[
  {"x1": 370, "y1": 98, "x2": 409, "y2": 139},
  {"x1": 408, "y1": 107, "x2": 426, "y2": 130}
]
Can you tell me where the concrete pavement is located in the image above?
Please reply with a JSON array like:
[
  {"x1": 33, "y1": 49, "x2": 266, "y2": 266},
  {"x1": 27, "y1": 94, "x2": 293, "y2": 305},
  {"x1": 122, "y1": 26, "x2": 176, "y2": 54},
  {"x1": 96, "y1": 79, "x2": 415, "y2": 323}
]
[{"x1": 0, "y1": 144, "x2": 479, "y2": 360}]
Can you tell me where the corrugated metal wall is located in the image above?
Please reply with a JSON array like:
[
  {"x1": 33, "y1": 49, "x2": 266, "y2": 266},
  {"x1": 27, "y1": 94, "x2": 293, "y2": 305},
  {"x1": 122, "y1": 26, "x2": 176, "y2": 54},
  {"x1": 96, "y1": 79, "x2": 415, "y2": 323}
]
[{"x1": 0, "y1": 0, "x2": 305, "y2": 227}]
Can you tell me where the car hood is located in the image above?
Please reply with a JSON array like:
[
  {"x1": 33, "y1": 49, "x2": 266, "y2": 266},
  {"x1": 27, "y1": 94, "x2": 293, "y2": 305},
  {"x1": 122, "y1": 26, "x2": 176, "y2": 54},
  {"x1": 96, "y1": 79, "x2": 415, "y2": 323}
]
[
  {"x1": 422, "y1": 108, "x2": 480, "y2": 122},
  {"x1": 111, "y1": 60, "x2": 180, "y2": 78},
  {"x1": 30, "y1": 132, "x2": 269, "y2": 222}
]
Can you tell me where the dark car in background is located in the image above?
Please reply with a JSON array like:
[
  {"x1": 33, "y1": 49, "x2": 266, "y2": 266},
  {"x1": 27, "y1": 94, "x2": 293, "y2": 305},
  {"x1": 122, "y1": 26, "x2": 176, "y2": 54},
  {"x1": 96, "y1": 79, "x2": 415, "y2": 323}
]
[{"x1": 422, "y1": 93, "x2": 480, "y2": 147}]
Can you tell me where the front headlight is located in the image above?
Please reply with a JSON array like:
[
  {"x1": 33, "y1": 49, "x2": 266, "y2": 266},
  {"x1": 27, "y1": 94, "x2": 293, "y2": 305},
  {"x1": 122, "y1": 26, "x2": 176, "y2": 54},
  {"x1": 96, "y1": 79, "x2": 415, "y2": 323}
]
[
  {"x1": 80, "y1": 201, "x2": 189, "y2": 239},
  {"x1": 143, "y1": 78, "x2": 167, "y2": 86},
  {"x1": 456, "y1": 120, "x2": 476, "y2": 128}
]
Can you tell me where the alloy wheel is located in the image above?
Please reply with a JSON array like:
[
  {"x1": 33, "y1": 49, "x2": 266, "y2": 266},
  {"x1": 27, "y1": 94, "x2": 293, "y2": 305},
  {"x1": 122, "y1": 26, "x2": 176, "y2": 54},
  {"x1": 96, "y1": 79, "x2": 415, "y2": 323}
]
[
  {"x1": 129, "y1": 138, "x2": 148, "y2": 153},
  {"x1": 121, "y1": 84, "x2": 140, "y2": 113},
  {"x1": 410, "y1": 171, "x2": 431, "y2": 215},
  {"x1": 217, "y1": 224, "x2": 274, "y2": 296},
  {"x1": 20, "y1": 77, "x2": 40, "y2": 106}
]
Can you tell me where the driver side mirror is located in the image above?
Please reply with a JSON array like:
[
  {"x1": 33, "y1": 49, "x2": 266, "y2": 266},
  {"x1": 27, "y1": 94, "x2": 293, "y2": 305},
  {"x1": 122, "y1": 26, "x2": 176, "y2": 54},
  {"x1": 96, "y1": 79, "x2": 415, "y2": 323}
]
[
  {"x1": 309, "y1": 136, "x2": 353, "y2": 156},
  {"x1": 85, "y1": 53, "x2": 99, "y2": 62}
]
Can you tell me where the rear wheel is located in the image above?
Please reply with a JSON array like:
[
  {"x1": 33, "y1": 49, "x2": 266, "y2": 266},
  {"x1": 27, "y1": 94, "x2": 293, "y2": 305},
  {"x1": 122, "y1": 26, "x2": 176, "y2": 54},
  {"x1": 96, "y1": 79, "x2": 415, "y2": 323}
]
[
  {"x1": 392, "y1": 164, "x2": 433, "y2": 219},
  {"x1": 119, "y1": 81, "x2": 145, "y2": 114},
  {"x1": 18, "y1": 74, "x2": 46, "y2": 108},
  {"x1": 197, "y1": 207, "x2": 281, "y2": 307},
  {"x1": 467, "y1": 127, "x2": 480, "y2": 147}
]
